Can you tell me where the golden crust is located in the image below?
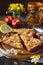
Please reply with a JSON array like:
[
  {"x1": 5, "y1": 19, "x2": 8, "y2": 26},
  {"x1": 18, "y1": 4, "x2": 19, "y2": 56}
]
[
  {"x1": 28, "y1": 2, "x2": 43, "y2": 7},
  {"x1": 0, "y1": 33, "x2": 23, "y2": 49},
  {"x1": 20, "y1": 34, "x2": 42, "y2": 51},
  {"x1": 27, "y1": 2, "x2": 43, "y2": 25},
  {"x1": 11, "y1": 28, "x2": 36, "y2": 35},
  {"x1": 27, "y1": 2, "x2": 43, "y2": 11},
  {"x1": 35, "y1": 2, "x2": 43, "y2": 7}
]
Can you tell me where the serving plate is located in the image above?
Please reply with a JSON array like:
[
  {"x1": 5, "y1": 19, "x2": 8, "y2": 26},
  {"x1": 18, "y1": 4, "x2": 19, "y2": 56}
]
[
  {"x1": 0, "y1": 43, "x2": 32, "y2": 60},
  {"x1": 0, "y1": 39, "x2": 43, "y2": 60}
]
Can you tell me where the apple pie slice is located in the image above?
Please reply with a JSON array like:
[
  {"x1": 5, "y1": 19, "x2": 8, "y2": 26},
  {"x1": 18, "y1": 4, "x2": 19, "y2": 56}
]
[
  {"x1": 11, "y1": 28, "x2": 36, "y2": 35},
  {"x1": 0, "y1": 33, "x2": 23, "y2": 49},
  {"x1": 20, "y1": 34, "x2": 43, "y2": 51}
]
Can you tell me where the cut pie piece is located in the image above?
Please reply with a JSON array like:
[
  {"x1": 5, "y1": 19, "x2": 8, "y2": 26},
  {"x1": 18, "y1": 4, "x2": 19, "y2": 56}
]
[
  {"x1": 20, "y1": 34, "x2": 43, "y2": 51},
  {"x1": 0, "y1": 33, "x2": 23, "y2": 49},
  {"x1": 11, "y1": 28, "x2": 36, "y2": 35}
]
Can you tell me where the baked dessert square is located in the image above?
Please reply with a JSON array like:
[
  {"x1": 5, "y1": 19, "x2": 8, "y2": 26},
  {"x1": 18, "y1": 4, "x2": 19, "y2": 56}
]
[
  {"x1": 11, "y1": 28, "x2": 36, "y2": 35},
  {"x1": 20, "y1": 34, "x2": 43, "y2": 51},
  {"x1": 0, "y1": 33, "x2": 23, "y2": 49}
]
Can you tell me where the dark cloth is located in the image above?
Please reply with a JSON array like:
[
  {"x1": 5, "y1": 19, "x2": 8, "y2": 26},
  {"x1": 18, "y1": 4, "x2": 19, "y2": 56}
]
[{"x1": 0, "y1": 56, "x2": 43, "y2": 65}]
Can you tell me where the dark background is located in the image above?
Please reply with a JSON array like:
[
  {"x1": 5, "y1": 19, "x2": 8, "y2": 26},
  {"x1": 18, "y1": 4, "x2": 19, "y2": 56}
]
[{"x1": 0, "y1": 0, "x2": 43, "y2": 15}]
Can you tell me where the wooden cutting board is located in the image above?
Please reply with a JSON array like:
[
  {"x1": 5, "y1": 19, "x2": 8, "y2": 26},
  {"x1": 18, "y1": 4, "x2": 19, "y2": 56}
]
[
  {"x1": 0, "y1": 43, "x2": 43, "y2": 60},
  {"x1": 0, "y1": 44, "x2": 32, "y2": 60}
]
